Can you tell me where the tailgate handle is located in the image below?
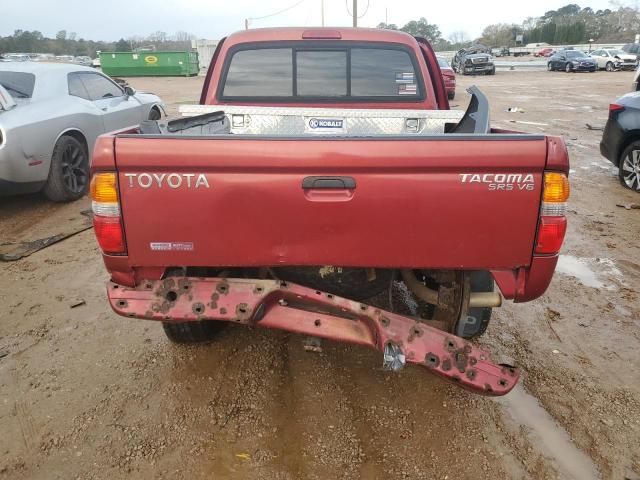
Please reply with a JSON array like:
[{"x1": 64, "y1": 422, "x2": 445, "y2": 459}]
[{"x1": 302, "y1": 176, "x2": 356, "y2": 189}]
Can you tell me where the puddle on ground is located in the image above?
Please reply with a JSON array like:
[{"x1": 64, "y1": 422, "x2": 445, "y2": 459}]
[
  {"x1": 496, "y1": 385, "x2": 600, "y2": 480},
  {"x1": 556, "y1": 256, "x2": 623, "y2": 290}
]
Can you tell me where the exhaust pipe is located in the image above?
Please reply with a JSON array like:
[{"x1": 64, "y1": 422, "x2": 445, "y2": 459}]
[
  {"x1": 401, "y1": 269, "x2": 502, "y2": 309},
  {"x1": 469, "y1": 291, "x2": 502, "y2": 308},
  {"x1": 400, "y1": 269, "x2": 439, "y2": 305}
]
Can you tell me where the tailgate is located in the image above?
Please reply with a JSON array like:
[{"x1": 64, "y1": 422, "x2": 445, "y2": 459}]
[{"x1": 115, "y1": 135, "x2": 546, "y2": 269}]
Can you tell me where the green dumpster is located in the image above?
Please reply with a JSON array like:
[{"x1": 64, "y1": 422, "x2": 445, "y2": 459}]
[{"x1": 99, "y1": 51, "x2": 199, "y2": 77}]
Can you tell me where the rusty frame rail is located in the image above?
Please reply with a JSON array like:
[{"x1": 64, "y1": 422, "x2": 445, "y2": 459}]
[{"x1": 108, "y1": 277, "x2": 519, "y2": 396}]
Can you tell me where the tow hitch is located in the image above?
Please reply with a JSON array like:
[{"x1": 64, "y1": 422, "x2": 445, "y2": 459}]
[{"x1": 108, "y1": 277, "x2": 519, "y2": 396}]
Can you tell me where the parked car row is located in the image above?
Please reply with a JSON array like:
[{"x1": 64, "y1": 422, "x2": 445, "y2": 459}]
[
  {"x1": 547, "y1": 48, "x2": 639, "y2": 73},
  {"x1": 0, "y1": 53, "x2": 95, "y2": 66}
]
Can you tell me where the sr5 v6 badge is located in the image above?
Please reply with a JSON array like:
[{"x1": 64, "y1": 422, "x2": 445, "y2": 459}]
[
  {"x1": 460, "y1": 173, "x2": 535, "y2": 191},
  {"x1": 124, "y1": 173, "x2": 210, "y2": 189}
]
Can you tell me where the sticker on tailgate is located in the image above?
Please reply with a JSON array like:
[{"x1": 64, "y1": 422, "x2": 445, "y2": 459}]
[{"x1": 150, "y1": 242, "x2": 194, "y2": 251}]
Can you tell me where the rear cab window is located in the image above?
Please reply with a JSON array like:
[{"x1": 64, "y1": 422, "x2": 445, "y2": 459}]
[
  {"x1": 0, "y1": 72, "x2": 36, "y2": 98},
  {"x1": 220, "y1": 42, "x2": 424, "y2": 102}
]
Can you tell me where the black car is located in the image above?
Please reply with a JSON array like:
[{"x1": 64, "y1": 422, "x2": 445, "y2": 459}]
[
  {"x1": 600, "y1": 92, "x2": 640, "y2": 192},
  {"x1": 547, "y1": 50, "x2": 597, "y2": 72},
  {"x1": 452, "y1": 45, "x2": 495, "y2": 76},
  {"x1": 623, "y1": 43, "x2": 640, "y2": 60}
]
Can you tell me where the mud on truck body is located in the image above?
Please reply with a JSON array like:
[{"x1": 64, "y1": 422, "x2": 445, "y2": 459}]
[{"x1": 90, "y1": 28, "x2": 570, "y2": 396}]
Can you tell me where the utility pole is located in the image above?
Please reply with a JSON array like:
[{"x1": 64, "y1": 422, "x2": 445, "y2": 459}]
[
  {"x1": 321, "y1": 0, "x2": 325, "y2": 26},
  {"x1": 352, "y1": 0, "x2": 357, "y2": 27},
  {"x1": 244, "y1": 18, "x2": 249, "y2": 30}
]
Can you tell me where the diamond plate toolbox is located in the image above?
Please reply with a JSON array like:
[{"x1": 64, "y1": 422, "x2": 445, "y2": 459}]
[{"x1": 179, "y1": 105, "x2": 465, "y2": 136}]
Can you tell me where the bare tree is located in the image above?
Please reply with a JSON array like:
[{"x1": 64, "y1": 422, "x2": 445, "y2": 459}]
[{"x1": 448, "y1": 31, "x2": 469, "y2": 45}]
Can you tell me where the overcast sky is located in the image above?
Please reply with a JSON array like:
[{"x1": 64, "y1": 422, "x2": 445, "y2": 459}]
[{"x1": 2, "y1": 0, "x2": 617, "y2": 41}]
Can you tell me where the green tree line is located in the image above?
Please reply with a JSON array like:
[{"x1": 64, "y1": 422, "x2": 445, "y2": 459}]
[
  {"x1": 0, "y1": 29, "x2": 195, "y2": 57},
  {"x1": 377, "y1": 3, "x2": 639, "y2": 50}
]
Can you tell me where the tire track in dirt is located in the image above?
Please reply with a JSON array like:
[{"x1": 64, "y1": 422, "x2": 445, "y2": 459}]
[
  {"x1": 171, "y1": 327, "x2": 289, "y2": 478},
  {"x1": 263, "y1": 334, "x2": 308, "y2": 479},
  {"x1": 9, "y1": 360, "x2": 39, "y2": 458},
  {"x1": 14, "y1": 399, "x2": 37, "y2": 455},
  {"x1": 268, "y1": 334, "x2": 366, "y2": 480},
  {"x1": 323, "y1": 344, "x2": 399, "y2": 479}
]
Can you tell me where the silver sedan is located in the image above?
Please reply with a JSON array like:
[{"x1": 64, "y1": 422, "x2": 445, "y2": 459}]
[{"x1": 0, "y1": 62, "x2": 164, "y2": 201}]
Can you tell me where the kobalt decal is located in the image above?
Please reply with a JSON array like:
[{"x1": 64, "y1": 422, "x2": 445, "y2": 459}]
[
  {"x1": 309, "y1": 118, "x2": 343, "y2": 129},
  {"x1": 124, "y1": 173, "x2": 210, "y2": 189},
  {"x1": 459, "y1": 173, "x2": 535, "y2": 191}
]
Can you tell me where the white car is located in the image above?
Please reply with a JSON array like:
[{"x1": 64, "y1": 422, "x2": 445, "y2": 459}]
[
  {"x1": 590, "y1": 49, "x2": 638, "y2": 71},
  {"x1": 0, "y1": 62, "x2": 164, "y2": 201}
]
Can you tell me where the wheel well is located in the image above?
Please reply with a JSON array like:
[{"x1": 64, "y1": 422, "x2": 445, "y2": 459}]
[
  {"x1": 618, "y1": 132, "x2": 640, "y2": 165},
  {"x1": 150, "y1": 105, "x2": 162, "y2": 117},
  {"x1": 59, "y1": 130, "x2": 88, "y2": 155}
]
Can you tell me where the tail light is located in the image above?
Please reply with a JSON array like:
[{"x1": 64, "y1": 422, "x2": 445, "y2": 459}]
[
  {"x1": 609, "y1": 103, "x2": 625, "y2": 118},
  {"x1": 535, "y1": 172, "x2": 569, "y2": 255},
  {"x1": 90, "y1": 172, "x2": 126, "y2": 254}
]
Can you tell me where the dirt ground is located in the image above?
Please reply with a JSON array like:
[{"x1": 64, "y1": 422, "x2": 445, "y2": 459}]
[{"x1": 1, "y1": 69, "x2": 639, "y2": 480}]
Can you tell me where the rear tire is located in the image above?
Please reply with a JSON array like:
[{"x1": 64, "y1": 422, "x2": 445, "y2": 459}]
[
  {"x1": 618, "y1": 141, "x2": 640, "y2": 192},
  {"x1": 162, "y1": 321, "x2": 226, "y2": 343},
  {"x1": 448, "y1": 91, "x2": 455, "y2": 100},
  {"x1": 547, "y1": 62, "x2": 554, "y2": 71},
  {"x1": 455, "y1": 271, "x2": 494, "y2": 339},
  {"x1": 43, "y1": 135, "x2": 89, "y2": 202}
]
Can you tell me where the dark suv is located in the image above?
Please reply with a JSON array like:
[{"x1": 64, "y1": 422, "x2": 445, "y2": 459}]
[
  {"x1": 600, "y1": 92, "x2": 640, "y2": 192},
  {"x1": 623, "y1": 43, "x2": 640, "y2": 60},
  {"x1": 452, "y1": 45, "x2": 495, "y2": 75}
]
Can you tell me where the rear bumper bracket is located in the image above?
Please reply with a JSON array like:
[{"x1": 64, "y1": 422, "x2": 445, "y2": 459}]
[{"x1": 108, "y1": 277, "x2": 519, "y2": 396}]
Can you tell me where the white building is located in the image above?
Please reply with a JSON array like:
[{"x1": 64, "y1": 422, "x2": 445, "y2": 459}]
[{"x1": 192, "y1": 39, "x2": 219, "y2": 74}]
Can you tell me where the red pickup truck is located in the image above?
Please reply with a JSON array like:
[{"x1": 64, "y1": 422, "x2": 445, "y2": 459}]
[{"x1": 90, "y1": 28, "x2": 569, "y2": 396}]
